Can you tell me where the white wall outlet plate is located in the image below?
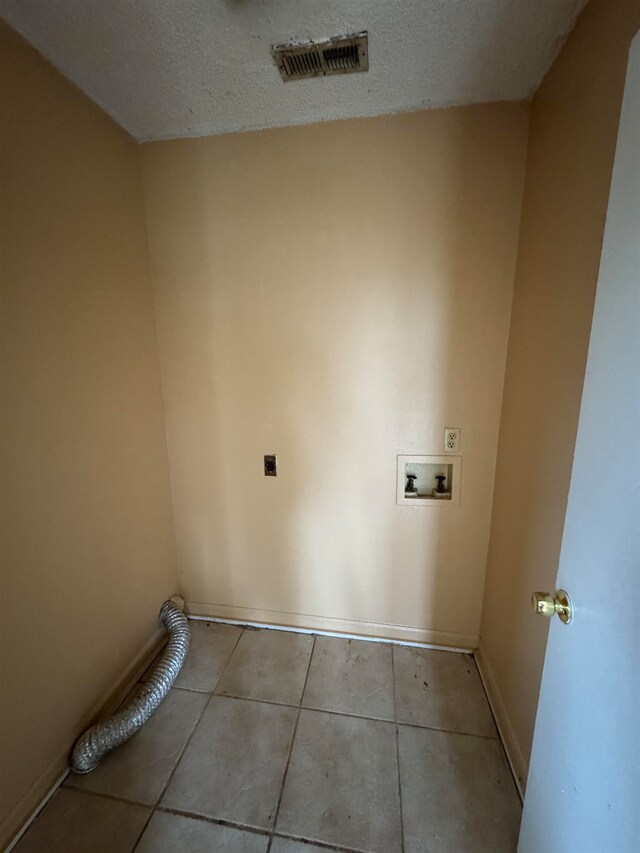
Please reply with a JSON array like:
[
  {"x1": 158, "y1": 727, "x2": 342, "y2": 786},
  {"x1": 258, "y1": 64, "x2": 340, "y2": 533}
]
[{"x1": 444, "y1": 427, "x2": 461, "y2": 452}]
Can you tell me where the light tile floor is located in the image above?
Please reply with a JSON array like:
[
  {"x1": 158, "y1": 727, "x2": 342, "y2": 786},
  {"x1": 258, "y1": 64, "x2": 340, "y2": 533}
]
[{"x1": 15, "y1": 623, "x2": 521, "y2": 853}]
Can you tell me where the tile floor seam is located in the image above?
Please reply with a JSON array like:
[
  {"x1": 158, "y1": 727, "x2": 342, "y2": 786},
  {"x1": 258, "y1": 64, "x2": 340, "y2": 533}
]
[
  {"x1": 34, "y1": 788, "x2": 156, "y2": 853},
  {"x1": 271, "y1": 831, "x2": 374, "y2": 853},
  {"x1": 167, "y1": 684, "x2": 210, "y2": 695},
  {"x1": 210, "y1": 625, "x2": 246, "y2": 694},
  {"x1": 396, "y1": 720, "x2": 500, "y2": 740},
  {"x1": 154, "y1": 804, "x2": 271, "y2": 838},
  {"x1": 129, "y1": 628, "x2": 246, "y2": 852},
  {"x1": 60, "y1": 714, "x2": 505, "y2": 852},
  {"x1": 391, "y1": 646, "x2": 405, "y2": 853},
  {"x1": 215, "y1": 690, "x2": 298, "y2": 709},
  {"x1": 129, "y1": 692, "x2": 216, "y2": 852},
  {"x1": 207, "y1": 689, "x2": 496, "y2": 739},
  {"x1": 215, "y1": 688, "x2": 392, "y2": 722},
  {"x1": 301, "y1": 702, "x2": 393, "y2": 722},
  {"x1": 266, "y1": 633, "x2": 317, "y2": 852},
  {"x1": 152, "y1": 693, "x2": 216, "y2": 805},
  {"x1": 54, "y1": 784, "x2": 151, "y2": 812},
  {"x1": 128, "y1": 805, "x2": 155, "y2": 852},
  {"x1": 154, "y1": 804, "x2": 368, "y2": 852}
]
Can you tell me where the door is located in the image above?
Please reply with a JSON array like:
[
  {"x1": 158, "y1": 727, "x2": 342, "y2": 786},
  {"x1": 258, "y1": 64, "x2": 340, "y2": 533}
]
[{"x1": 519, "y1": 32, "x2": 640, "y2": 853}]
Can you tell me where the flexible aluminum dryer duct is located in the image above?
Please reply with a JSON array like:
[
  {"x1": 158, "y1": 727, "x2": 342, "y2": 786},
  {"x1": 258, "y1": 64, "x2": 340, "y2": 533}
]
[{"x1": 70, "y1": 597, "x2": 190, "y2": 774}]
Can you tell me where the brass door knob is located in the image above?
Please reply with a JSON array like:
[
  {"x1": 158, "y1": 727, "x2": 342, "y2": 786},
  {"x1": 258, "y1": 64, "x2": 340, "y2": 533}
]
[{"x1": 531, "y1": 589, "x2": 573, "y2": 624}]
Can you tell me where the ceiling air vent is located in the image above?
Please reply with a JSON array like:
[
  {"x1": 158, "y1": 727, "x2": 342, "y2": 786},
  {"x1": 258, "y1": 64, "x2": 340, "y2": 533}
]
[{"x1": 273, "y1": 32, "x2": 368, "y2": 82}]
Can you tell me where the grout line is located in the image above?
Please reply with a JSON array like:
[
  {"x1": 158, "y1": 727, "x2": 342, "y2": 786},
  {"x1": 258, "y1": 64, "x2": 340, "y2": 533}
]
[
  {"x1": 210, "y1": 626, "x2": 245, "y2": 694},
  {"x1": 215, "y1": 690, "x2": 301, "y2": 710},
  {"x1": 271, "y1": 831, "x2": 373, "y2": 852},
  {"x1": 155, "y1": 804, "x2": 270, "y2": 838},
  {"x1": 161, "y1": 804, "x2": 374, "y2": 852},
  {"x1": 130, "y1": 693, "x2": 211, "y2": 852},
  {"x1": 212, "y1": 689, "x2": 391, "y2": 724},
  {"x1": 395, "y1": 720, "x2": 499, "y2": 740},
  {"x1": 167, "y1": 685, "x2": 210, "y2": 695},
  {"x1": 62, "y1": 785, "x2": 152, "y2": 811},
  {"x1": 266, "y1": 634, "x2": 317, "y2": 851},
  {"x1": 131, "y1": 628, "x2": 246, "y2": 851},
  {"x1": 391, "y1": 647, "x2": 405, "y2": 853},
  {"x1": 56, "y1": 786, "x2": 369, "y2": 853},
  {"x1": 155, "y1": 801, "x2": 370, "y2": 853},
  {"x1": 204, "y1": 688, "x2": 499, "y2": 741},
  {"x1": 211, "y1": 692, "x2": 393, "y2": 725},
  {"x1": 60, "y1": 699, "x2": 504, "y2": 823}
]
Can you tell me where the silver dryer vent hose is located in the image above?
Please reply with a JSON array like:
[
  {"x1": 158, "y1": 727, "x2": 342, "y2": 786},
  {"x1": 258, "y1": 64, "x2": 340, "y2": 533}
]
[{"x1": 70, "y1": 599, "x2": 190, "y2": 774}]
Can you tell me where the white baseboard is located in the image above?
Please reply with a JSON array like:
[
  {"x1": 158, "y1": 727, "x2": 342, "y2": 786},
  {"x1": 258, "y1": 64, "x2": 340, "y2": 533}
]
[
  {"x1": 186, "y1": 601, "x2": 477, "y2": 652},
  {"x1": 2, "y1": 628, "x2": 166, "y2": 852},
  {"x1": 474, "y1": 639, "x2": 527, "y2": 799}
]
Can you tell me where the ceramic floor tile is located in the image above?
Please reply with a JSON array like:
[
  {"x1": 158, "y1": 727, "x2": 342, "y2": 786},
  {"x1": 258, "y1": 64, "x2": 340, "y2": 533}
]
[
  {"x1": 162, "y1": 695, "x2": 297, "y2": 829},
  {"x1": 393, "y1": 646, "x2": 497, "y2": 737},
  {"x1": 276, "y1": 709, "x2": 402, "y2": 853},
  {"x1": 302, "y1": 636, "x2": 394, "y2": 720},
  {"x1": 66, "y1": 688, "x2": 207, "y2": 805},
  {"x1": 13, "y1": 788, "x2": 150, "y2": 853},
  {"x1": 136, "y1": 810, "x2": 268, "y2": 852},
  {"x1": 399, "y1": 725, "x2": 521, "y2": 853},
  {"x1": 172, "y1": 620, "x2": 242, "y2": 692},
  {"x1": 216, "y1": 628, "x2": 313, "y2": 705}
]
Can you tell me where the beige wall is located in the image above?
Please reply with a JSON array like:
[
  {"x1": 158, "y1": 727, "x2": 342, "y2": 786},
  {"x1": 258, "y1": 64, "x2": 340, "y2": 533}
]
[
  {"x1": 0, "y1": 23, "x2": 177, "y2": 845},
  {"x1": 142, "y1": 105, "x2": 528, "y2": 647},
  {"x1": 478, "y1": 0, "x2": 640, "y2": 791}
]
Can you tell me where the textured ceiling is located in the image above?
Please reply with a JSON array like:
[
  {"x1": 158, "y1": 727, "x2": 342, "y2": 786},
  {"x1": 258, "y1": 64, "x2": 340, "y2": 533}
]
[{"x1": 0, "y1": 0, "x2": 587, "y2": 142}]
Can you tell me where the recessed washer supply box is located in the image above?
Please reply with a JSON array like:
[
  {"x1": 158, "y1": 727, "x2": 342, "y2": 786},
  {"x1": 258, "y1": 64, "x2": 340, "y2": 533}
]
[{"x1": 396, "y1": 454, "x2": 461, "y2": 507}]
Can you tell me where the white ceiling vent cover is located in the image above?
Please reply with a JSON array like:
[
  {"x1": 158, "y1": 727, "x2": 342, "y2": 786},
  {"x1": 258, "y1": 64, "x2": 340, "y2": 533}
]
[{"x1": 273, "y1": 33, "x2": 368, "y2": 82}]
